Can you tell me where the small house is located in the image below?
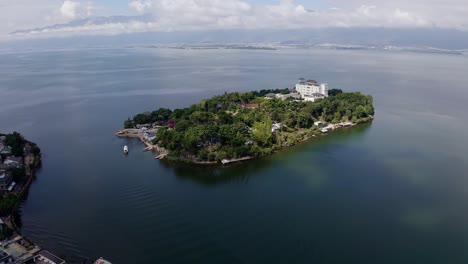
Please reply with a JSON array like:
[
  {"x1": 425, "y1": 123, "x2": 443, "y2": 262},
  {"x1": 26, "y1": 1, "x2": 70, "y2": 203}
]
[
  {"x1": 242, "y1": 104, "x2": 259, "y2": 109},
  {"x1": 271, "y1": 123, "x2": 282, "y2": 133},
  {"x1": 0, "y1": 172, "x2": 12, "y2": 192},
  {"x1": 4, "y1": 157, "x2": 23, "y2": 168},
  {"x1": 314, "y1": 121, "x2": 328, "y2": 128},
  {"x1": 0, "y1": 146, "x2": 11, "y2": 155}
]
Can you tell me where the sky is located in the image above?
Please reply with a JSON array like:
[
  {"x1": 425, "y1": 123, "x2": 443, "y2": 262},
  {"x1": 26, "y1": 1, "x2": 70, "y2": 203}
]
[{"x1": 1, "y1": 0, "x2": 468, "y2": 41}]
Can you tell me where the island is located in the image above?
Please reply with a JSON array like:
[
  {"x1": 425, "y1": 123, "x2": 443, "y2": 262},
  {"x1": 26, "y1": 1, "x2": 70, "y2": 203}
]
[{"x1": 117, "y1": 79, "x2": 374, "y2": 164}]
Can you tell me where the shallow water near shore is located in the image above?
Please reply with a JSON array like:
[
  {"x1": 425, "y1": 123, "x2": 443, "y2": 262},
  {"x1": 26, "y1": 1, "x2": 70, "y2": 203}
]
[{"x1": 1, "y1": 47, "x2": 468, "y2": 263}]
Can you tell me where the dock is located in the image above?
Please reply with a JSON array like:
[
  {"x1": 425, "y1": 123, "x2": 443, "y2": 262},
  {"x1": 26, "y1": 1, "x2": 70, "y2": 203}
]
[
  {"x1": 155, "y1": 153, "x2": 167, "y2": 160},
  {"x1": 221, "y1": 157, "x2": 253, "y2": 165},
  {"x1": 116, "y1": 128, "x2": 168, "y2": 159}
]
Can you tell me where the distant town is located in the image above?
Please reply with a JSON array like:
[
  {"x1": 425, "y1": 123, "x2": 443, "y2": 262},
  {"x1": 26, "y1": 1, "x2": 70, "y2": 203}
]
[{"x1": 117, "y1": 78, "x2": 374, "y2": 164}]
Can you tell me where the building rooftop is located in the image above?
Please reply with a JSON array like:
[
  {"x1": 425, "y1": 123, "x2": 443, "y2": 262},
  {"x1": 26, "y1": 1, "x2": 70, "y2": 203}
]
[
  {"x1": 4, "y1": 156, "x2": 23, "y2": 164},
  {"x1": 243, "y1": 103, "x2": 260, "y2": 109},
  {"x1": 0, "y1": 250, "x2": 12, "y2": 263},
  {"x1": 37, "y1": 250, "x2": 66, "y2": 264},
  {"x1": 4, "y1": 241, "x2": 35, "y2": 261},
  {"x1": 0, "y1": 172, "x2": 9, "y2": 179},
  {"x1": 302, "y1": 93, "x2": 326, "y2": 98},
  {"x1": 0, "y1": 146, "x2": 11, "y2": 155}
]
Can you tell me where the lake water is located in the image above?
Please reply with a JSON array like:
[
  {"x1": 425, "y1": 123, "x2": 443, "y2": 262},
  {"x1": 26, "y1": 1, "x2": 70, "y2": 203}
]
[{"x1": 1, "y1": 47, "x2": 468, "y2": 264}]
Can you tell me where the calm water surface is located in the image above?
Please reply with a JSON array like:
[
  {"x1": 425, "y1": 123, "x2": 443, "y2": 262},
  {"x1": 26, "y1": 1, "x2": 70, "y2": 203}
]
[{"x1": 0, "y1": 48, "x2": 468, "y2": 264}]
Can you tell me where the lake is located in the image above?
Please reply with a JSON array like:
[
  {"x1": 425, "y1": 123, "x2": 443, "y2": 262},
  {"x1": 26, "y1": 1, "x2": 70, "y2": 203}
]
[{"x1": 0, "y1": 47, "x2": 468, "y2": 264}]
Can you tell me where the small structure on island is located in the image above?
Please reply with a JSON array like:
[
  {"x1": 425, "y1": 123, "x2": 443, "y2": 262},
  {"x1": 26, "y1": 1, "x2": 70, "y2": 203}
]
[
  {"x1": 136, "y1": 124, "x2": 150, "y2": 129},
  {"x1": 168, "y1": 119, "x2": 176, "y2": 129},
  {"x1": 3, "y1": 156, "x2": 23, "y2": 168},
  {"x1": 242, "y1": 103, "x2": 259, "y2": 109},
  {"x1": 271, "y1": 123, "x2": 282, "y2": 133},
  {"x1": 295, "y1": 78, "x2": 329, "y2": 102},
  {"x1": 0, "y1": 171, "x2": 13, "y2": 193},
  {"x1": 35, "y1": 250, "x2": 66, "y2": 264},
  {"x1": 314, "y1": 121, "x2": 328, "y2": 128}
]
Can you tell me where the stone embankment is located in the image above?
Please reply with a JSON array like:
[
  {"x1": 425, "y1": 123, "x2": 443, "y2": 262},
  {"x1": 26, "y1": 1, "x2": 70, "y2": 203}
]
[{"x1": 115, "y1": 129, "x2": 168, "y2": 157}]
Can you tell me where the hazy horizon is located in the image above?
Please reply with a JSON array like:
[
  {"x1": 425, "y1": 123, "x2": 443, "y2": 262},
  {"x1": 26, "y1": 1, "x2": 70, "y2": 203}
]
[{"x1": 2, "y1": 0, "x2": 468, "y2": 49}]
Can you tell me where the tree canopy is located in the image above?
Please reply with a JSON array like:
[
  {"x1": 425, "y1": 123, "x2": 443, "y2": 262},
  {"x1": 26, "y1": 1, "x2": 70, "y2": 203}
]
[
  {"x1": 5, "y1": 132, "x2": 25, "y2": 157},
  {"x1": 125, "y1": 89, "x2": 374, "y2": 162}
]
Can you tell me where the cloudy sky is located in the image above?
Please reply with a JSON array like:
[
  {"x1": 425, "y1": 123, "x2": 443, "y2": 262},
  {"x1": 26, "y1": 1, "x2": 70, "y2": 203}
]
[{"x1": 1, "y1": 0, "x2": 468, "y2": 41}]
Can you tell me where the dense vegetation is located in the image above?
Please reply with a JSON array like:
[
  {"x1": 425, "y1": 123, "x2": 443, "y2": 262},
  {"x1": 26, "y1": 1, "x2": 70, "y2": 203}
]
[
  {"x1": 328, "y1": 88, "x2": 344, "y2": 96},
  {"x1": 124, "y1": 89, "x2": 374, "y2": 162},
  {"x1": 4, "y1": 132, "x2": 25, "y2": 157},
  {"x1": 0, "y1": 194, "x2": 19, "y2": 217}
]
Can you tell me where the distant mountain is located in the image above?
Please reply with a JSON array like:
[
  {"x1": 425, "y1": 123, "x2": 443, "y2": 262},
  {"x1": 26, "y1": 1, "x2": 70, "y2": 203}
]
[
  {"x1": 11, "y1": 15, "x2": 153, "y2": 35},
  {"x1": 4, "y1": 23, "x2": 468, "y2": 50}
]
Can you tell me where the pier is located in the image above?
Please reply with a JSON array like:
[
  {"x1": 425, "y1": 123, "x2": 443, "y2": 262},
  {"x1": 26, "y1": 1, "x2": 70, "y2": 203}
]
[{"x1": 116, "y1": 129, "x2": 168, "y2": 158}]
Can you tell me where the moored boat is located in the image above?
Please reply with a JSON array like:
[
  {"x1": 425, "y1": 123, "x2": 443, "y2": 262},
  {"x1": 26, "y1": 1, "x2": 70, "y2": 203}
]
[
  {"x1": 94, "y1": 257, "x2": 112, "y2": 264},
  {"x1": 123, "y1": 145, "x2": 129, "y2": 154}
]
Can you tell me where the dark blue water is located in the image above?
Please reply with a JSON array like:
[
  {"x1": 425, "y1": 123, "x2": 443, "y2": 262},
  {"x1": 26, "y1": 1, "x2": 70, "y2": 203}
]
[{"x1": 1, "y1": 47, "x2": 468, "y2": 263}]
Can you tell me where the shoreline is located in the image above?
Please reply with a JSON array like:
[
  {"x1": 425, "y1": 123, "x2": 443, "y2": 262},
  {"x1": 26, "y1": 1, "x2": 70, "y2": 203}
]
[
  {"x1": 0, "y1": 135, "x2": 67, "y2": 263},
  {"x1": 115, "y1": 129, "x2": 168, "y2": 154},
  {"x1": 2, "y1": 141, "x2": 41, "y2": 234},
  {"x1": 116, "y1": 117, "x2": 373, "y2": 165}
]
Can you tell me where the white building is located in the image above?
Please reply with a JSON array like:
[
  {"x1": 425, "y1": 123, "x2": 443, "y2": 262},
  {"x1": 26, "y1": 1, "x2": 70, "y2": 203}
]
[
  {"x1": 275, "y1": 93, "x2": 301, "y2": 101},
  {"x1": 3, "y1": 157, "x2": 23, "y2": 168},
  {"x1": 295, "y1": 78, "x2": 329, "y2": 102}
]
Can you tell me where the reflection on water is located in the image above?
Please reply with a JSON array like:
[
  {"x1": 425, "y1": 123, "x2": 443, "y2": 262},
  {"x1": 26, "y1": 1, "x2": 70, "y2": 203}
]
[{"x1": 163, "y1": 123, "x2": 373, "y2": 185}]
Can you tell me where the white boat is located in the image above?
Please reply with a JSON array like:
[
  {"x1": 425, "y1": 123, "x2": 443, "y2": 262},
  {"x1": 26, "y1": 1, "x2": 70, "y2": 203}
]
[
  {"x1": 94, "y1": 257, "x2": 112, "y2": 264},
  {"x1": 123, "y1": 145, "x2": 129, "y2": 154},
  {"x1": 321, "y1": 128, "x2": 328, "y2": 133},
  {"x1": 221, "y1": 159, "x2": 229, "y2": 165}
]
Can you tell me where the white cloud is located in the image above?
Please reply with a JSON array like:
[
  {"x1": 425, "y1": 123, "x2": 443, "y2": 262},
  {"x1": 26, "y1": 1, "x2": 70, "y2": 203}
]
[
  {"x1": 60, "y1": 1, "x2": 80, "y2": 19},
  {"x1": 129, "y1": 0, "x2": 152, "y2": 13},
  {"x1": 357, "y1": 5, "x2": 376, "y2": 16},
  {"x1": 60, "y1": 0, "x2": 94, "y2": 19},
  {"x1": 3, "y1": 0, "x2": 468, "y2": 40}
]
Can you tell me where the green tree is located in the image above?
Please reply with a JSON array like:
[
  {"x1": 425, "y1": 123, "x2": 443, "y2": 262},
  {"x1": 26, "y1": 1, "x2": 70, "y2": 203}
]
[
  {"x1": 10, "y1": 167, "x2": 26, "y2": 183},
  {"x1": 252, "y1": 117, "x2": 272, "y2": 147},
  {"x1": 329, "y1": 89, "x2": 343, "y2": 96},
  {"x1": 31, "y1": 144, "x2": 41, "y2": 156},
  {"x1": 182, "y1": 127, "x2": 200, "y2": 151},
  {"x1": 0, "y1": 194, "x2": 19, "y2": 217},
  {"x1": 124, "y1": 118, "x2": 133, "y2": 128},
  {"x1": 5, "y1": 132, "x2": 24, "y2": 157},
  {"x1": 175, "y1": 120, "x2": 192, "y2": 132}
]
